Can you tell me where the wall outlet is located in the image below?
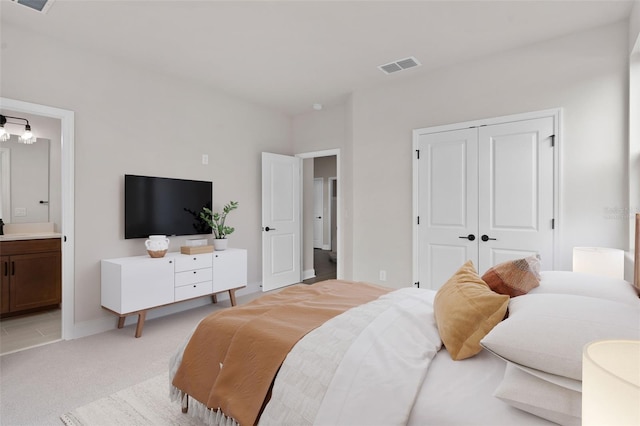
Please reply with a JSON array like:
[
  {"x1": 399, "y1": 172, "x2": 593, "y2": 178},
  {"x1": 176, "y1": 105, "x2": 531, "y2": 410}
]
[
  {"x1": 14, "y1": 207, "x2": 27, "y2": 217},
  {"x1": 202, "y1": 154, "x2": 209, "y2": 165},
  {"x1": 379, "y1": 270, "x2": 387, "y2": 281}
]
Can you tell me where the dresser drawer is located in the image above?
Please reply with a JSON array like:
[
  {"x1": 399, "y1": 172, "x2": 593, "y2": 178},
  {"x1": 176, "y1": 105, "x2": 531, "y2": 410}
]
[
  {"x1": 175, "y1": 281, "x2": 213, "y2": 302},
  {"x1": 175, "y1": 268, "x2": 213, "y2": 287},
  {"x1": 174, "y1": 254, "x2": 212, "y2": 272}
]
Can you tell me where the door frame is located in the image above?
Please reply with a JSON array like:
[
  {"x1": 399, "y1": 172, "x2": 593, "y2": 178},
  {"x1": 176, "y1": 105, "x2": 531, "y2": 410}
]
[
  {"x1": 412, "y1": 108, "x2": 561, "y2": 286},
  {"x1": 0, "y1": 148, "x2": 11, "y2": 221},
  {"x1": 0, "y1": 97, "x2": 75, "y2": 340},
  {"x1": 296, "y1": 149, "x2": 342, "y2": 279}
]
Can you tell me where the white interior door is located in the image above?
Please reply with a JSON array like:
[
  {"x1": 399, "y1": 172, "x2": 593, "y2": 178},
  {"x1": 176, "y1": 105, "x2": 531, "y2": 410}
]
[
  {"x1": 417, "y1": 128, "x2": 479, "y2": 290},
  {"x1": 262, "y1": 152, "x2": 302, "y2": 291},
  {"x1": 416, "y1": 114, "x2": 556, "y2": 289},
  {"x1": 313, "y1": 178, "x2": 323, "y2": 249},
  {"x1": 477, "y1": 117, "x2": 555, "y2": 272}
]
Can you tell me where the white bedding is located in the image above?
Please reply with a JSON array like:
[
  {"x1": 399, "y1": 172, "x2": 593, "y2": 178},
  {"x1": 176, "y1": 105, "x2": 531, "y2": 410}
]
[
  {"x1": 174, "y1": 277, "x2": 633, "y2": 425},
  {"x1": 259, "y1": 287, "x2": 554, "y2": 426},
  {"x1": 260, "y1": 287, "x2": 441, "y2": 425},
  {"x1": 411, "y1": 348, "x2": 555, "y2": 425}
]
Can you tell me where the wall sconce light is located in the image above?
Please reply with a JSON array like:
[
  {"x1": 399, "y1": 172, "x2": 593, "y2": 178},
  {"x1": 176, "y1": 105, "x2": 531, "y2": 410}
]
[
  {"x1": 0, "y1": 115, "x2": 9, "y2": 142},
  {"x1": 582, "y1": 340, "x2": 640, "y2": 425},
  {"x1": 572, "y1": 247, "x2": 624, "y2": 280},
  {"x1": 0, "y1": 114, "x2": 36, "y2": 144}
]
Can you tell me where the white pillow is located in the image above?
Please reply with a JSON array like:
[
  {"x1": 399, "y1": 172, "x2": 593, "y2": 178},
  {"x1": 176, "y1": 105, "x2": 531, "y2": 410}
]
[
  {"x1": 481, "y1": 294, "x2": 640, "y2": 380},
  {"x1": 494, "y1": 363, "x2": 581, "y2": 426},
  {"x1": 531, "y1": 271, "x2": 639, "y2": 306}
]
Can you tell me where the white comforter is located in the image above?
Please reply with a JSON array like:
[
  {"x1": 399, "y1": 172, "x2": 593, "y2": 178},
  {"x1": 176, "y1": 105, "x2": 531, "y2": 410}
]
[{"x1": 259, "y1": 287, "x2": 442, "y2": 426}]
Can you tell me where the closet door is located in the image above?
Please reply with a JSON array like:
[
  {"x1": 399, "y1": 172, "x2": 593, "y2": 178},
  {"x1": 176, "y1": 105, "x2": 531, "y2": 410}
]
[
  {"x1": 415, "y1": 114, "x2": 556, "y2": 290},
  {"x1": 477, "y1": 117, "x2": 555, "y2": 273},
  {"x1": 417, "y1": 128, "x2": 478, "y2": 290}
]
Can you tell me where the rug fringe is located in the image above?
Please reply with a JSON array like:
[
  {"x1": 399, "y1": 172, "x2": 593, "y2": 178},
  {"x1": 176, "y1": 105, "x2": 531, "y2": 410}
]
[{"x1": 170, "y1": 383, "x2": 240, "y2": 426}]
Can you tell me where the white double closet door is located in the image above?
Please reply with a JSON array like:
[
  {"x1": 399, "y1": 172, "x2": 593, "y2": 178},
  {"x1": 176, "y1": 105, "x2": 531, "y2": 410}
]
[{"x1": 415, "y1": 113, "x2": 557, "y2": 290}]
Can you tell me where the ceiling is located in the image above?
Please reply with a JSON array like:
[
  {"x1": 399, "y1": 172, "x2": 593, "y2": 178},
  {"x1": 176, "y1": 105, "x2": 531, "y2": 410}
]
[{"x1": 0, "y1": 0, "x2": 635, "y2": 115}]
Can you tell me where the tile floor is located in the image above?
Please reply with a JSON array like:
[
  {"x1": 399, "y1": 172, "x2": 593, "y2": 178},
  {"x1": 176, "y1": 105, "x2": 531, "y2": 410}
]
[{"x1": 0, "y1": 308, "x2": 61, "y2": 355}]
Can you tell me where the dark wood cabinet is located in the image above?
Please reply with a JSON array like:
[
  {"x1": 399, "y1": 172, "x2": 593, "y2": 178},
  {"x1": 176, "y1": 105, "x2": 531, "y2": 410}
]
[{"x1": 0, "y1": 238, "x2": 61, "y2": 317}]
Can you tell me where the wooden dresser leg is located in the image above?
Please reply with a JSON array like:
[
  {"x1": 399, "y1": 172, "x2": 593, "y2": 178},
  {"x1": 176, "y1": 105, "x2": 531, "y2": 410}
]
[
  {"x1": 117, "y1": 316, "x2": 126, "y2": 329},
  {"x1": 134, "y1": 311, "x2": 147, "y2": 338},
  {"x1": 228, "y1": 289, "x2": 237, "y2": 306},
  {"x1": 211, "y1": 294, "x2": 218, "y2": 304}
]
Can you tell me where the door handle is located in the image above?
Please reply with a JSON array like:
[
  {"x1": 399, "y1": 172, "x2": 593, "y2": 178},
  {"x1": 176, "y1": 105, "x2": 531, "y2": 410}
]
[
  {"x1": 39, "y1": 200, "x2": 49, "y2": 204},
  {"x1": 458, "y1": 234, "x2": 476, "y2": 241},
  {"x1": 316, "y1": 216, "x2": 322, "y2": 219},
  {"x1": 481, "y1": 235, "x2": 497, "y2": 242},
  {"x1": 264, "y1": 226, "x2": 276, "y2": 232}
]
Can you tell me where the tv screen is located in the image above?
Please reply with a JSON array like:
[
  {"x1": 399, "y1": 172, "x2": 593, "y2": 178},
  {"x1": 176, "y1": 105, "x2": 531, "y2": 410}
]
[{"x1": 124, "y1": 175, "x2": 212, "y2": 239}]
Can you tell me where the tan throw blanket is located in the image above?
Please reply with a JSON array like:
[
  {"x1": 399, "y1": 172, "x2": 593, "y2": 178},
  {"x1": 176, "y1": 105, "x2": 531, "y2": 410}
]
[{"x1": 171, "y1": 280, "x2": 392, "y2": 426}]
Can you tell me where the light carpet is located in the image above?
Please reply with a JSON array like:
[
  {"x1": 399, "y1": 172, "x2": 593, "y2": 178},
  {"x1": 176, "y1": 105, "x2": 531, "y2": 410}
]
[{"x1": 60, "y1": 374, "x2": 203, "y2": 426}]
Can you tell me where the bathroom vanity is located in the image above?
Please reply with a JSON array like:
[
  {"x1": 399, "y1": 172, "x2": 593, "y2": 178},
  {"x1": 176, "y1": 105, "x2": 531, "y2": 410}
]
[{"x1": 0, "y1": 235, "x2": 62, "y2": 317}]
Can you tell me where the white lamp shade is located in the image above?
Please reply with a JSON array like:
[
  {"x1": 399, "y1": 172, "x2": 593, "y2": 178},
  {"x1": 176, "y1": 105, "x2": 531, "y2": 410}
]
[
  {"x1": 573, "y1": 247, "x2": 624, "y2": 280},
  {"x1": 582, "y1": 340, "x2": 640, "y2": 425}
]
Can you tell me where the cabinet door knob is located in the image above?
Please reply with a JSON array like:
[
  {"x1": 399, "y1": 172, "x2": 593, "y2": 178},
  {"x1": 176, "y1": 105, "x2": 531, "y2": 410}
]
[{"x1": 193, "y1": 271, "x2": 197, "y2": 274}]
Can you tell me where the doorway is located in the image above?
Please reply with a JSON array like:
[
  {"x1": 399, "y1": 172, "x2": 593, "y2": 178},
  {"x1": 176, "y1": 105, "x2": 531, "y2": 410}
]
[
  {"x1": 299, "y1": 151, "x2": 339, "y2": 284},
  {"x1": 0, "y1": 97, "x2": 75, "y2": 352},
  {"x1": 261, "y1": 149, "x2": 341, "y2": 290}
]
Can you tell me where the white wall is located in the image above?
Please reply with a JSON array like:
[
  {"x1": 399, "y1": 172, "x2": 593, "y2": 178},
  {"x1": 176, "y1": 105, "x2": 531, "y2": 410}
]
[
  {"x1": 348, "y1": 22, "x2": 629, "y2": 288},
  {"x1": 629, "y1": 2, "x2": 640, "y2": 257},
  {"x1": 293, "y1": 21, "x2": 630, "y2": 288},
  {"x1": 1, "y1": 24, "x2": 292, "y2": 325},
  {"x1": 293, "y1": 104, "x2": 351, "y2": 278}
]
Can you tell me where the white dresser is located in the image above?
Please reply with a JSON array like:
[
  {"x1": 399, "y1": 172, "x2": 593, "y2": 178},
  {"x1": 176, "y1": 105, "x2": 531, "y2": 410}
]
[{"x1": 101, "y1": 248, "x2": 247, "y2": 337}]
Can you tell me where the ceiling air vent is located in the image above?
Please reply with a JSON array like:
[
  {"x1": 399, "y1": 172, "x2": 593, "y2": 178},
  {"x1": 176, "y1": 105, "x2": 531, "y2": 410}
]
[
  {"x1": 378, "y1": 56, "x2": 421, "y2": 75},
  {"x1": 11, "y1": 0, "x2": 55, "y2": 13}
]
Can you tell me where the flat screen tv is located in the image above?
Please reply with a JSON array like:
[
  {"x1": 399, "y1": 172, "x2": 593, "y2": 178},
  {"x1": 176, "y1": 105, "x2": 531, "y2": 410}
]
[{"x1": 124, "y1": 174, "x2": 212, "y2": 239}]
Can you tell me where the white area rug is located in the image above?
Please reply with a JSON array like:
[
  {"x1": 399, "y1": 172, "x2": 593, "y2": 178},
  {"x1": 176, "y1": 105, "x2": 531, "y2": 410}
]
[{"x1": 60, "y1": 374, "x2": 203, "y2": 426}]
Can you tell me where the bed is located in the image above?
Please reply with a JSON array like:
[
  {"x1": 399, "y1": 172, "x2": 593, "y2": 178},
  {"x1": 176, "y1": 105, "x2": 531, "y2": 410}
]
[{"x1": 170, "y1": 214, "x2": 640, "y2": 426}]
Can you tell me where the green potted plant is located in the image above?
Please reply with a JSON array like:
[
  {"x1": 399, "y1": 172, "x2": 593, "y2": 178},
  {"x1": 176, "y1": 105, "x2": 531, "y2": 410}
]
[{"x1": 200, "y1": 201, "x2": 238, "y2": 251}]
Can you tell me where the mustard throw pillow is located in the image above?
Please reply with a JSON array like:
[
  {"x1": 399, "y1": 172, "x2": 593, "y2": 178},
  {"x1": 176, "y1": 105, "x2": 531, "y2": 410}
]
[
  {"x1": 482, "y1": 255, "x2": 541, "y2": 297},
  {"x1": 434, "y1": 260, "x2": 509, "y2": 360}
]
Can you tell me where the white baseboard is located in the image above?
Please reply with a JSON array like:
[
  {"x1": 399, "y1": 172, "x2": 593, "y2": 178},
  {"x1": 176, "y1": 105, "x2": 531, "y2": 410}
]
[
  {"x1": 303, "y1": 269, "x2": 316, "y2": 280},
  {"x1": 322, "y1": 244, "x2": 331, "y2": 251},
  {"x1": 69, "y1": 281, "x2": 263, "y2": 339}
]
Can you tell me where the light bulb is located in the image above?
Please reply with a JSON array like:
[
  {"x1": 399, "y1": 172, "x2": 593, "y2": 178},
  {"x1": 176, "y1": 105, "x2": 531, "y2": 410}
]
[{"x1": 19, "y1": 124, "x2": 35, "y2": 144}]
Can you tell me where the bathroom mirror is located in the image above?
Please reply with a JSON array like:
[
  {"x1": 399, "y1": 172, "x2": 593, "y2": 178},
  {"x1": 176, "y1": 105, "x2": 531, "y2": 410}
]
[{"x1": 0, "y1": 135, "x2": 50, "y2": 223}]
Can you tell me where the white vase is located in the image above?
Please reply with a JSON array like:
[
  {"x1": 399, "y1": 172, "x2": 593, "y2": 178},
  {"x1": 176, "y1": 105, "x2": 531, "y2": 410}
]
[
  {"x1": 145, "y1": 235, "x2": 169, "y2": 258},
  {"x1": 213, "y1": 239, "x2": 228, "y2": 251}
]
